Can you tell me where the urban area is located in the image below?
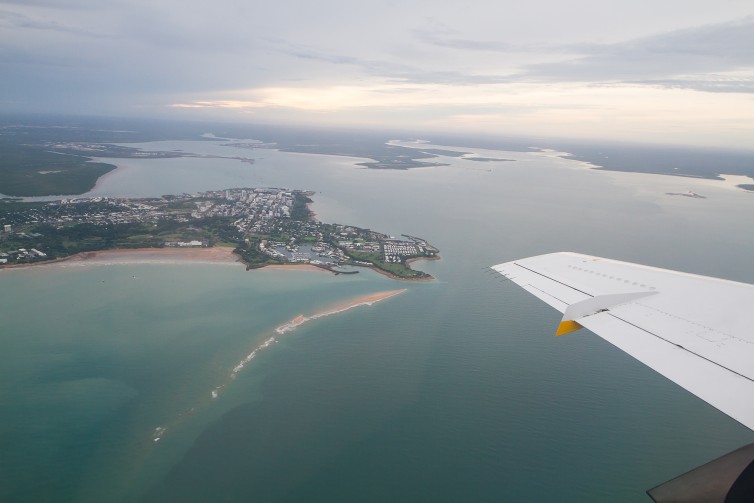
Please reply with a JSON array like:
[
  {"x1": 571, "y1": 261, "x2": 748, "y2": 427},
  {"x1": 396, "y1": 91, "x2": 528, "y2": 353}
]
[{"x1": 0, "y1": 188, "x2": 438, "y2": 279}]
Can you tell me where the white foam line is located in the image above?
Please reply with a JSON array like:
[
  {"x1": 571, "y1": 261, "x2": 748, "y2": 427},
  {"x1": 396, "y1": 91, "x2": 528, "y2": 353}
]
[
  {"x1": 275, "y1": 316, "x2": 308, "y2": 334},
  {"x1": 230, "y1": 336, "x2": 277, "y2": 377}
]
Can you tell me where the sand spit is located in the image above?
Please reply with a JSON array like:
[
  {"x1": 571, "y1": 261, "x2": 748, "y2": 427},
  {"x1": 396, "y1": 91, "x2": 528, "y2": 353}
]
[
  {"x1": 275, "y1": 288, "x2": 407, "y2": 334},
  {"x1": 220, "y1": 289, "x2": 406, "y2": 401},
  {"x1": 153, "y1": 288, "x2": 407, "y2": 443}
]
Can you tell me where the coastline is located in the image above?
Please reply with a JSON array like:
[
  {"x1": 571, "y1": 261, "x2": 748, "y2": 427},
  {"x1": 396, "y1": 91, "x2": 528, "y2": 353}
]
[
  {"x1": 0, "y1": 246, "x2": 241, "y2": 270},
  {"x1": 257, "y1": 263, "x2": 330, "y2": 273},
  {"x1": 1, "y1": 247, "x2": 440, "y2": 281},
  {"x1": 366, "y1": 255, "x2": 440, "y2": 282}
]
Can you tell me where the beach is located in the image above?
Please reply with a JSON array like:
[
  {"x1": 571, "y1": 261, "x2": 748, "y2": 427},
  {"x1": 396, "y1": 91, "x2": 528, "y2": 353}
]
[
  {"x1": 0, "y1": 246, "x2": 243, "y2": 269},
  {"x1": 82, "y1": 246, "x2": 241, "y2": 264},
  {"x1": 2, "y1": 247, "x2": 439, "y2": 280},
  {"x1": 259, "y1": 263, "x2": 330, "y2": 273}
]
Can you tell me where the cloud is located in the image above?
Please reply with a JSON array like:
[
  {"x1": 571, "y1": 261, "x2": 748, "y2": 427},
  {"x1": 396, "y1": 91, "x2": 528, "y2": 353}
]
[
  {"x1": 0, "y1": 0, "x2": 92, "y2": 7},
  {"x1": 418, "y1": 15, "x2": 754, "y2": 93},
  {"x1": 413, "y1": 28, "x2": 585, "y2": 55},
  {"x1": 524, "y1": 17, "x2": 754, "y2": 91},
  {"x1": 269, "y1": 39, "x2": 511, "y2": 86},
  {"x1": 169, "y1": 100, "x2": 266, "y2": 110},
  {"x1": 0, "y1": 9, "x2": 110, "y2": 38},
  {"x1": 1, "y1": 0, "x2": 754, "y2": 148},
  {"x1": 627, "y1": 74, "x2": 754, "y2": 94}
]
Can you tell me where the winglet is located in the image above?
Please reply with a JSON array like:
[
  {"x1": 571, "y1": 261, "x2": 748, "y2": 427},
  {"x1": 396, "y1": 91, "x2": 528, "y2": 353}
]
[{"x1": 556, "y1": 320, "x2": 583, "y2": 336}]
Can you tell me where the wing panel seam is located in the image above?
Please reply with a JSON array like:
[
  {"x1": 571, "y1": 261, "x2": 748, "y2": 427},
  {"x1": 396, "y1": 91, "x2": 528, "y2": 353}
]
[
  {"x1": 526, "y1": 284, "x2": 570, "y2": 306},
  {"x1": 605, "y1": 312, "x2": 754, "y2": 384},
  {"x1": 514, "y1": 262, "x2": 594, "y2": 297}
]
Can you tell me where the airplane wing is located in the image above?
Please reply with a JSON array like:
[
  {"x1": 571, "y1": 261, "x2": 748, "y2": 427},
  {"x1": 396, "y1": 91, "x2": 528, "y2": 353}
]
[{"x1": 492, "y1": 252, "x2": 754, "y2": 501}]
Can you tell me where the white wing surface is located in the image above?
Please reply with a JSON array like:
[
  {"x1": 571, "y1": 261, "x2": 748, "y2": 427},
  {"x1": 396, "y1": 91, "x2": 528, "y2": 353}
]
[{"x1": 492, "y1": 252, "x2": 754, "y2": 431}]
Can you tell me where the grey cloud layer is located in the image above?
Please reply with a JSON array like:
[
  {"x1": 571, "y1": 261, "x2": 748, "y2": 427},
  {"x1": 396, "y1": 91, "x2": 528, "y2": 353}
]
[
  {"x1": 1, "y1": 0, "x2": 753, "y2": 117},
  {"x1": 418, "y1": 16, "x2": 754, "y2": 92}
]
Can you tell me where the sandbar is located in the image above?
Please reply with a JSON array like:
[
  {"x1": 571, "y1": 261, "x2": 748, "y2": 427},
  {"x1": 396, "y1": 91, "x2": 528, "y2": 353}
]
[{"x1": 275, "y1": 288, "x2": 407, "y2": 334}]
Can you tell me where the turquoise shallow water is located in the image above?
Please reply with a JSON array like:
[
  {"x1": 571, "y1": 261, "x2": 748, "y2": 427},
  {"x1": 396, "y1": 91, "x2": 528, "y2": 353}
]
[
  {"x1": 0, "y1": 263, "x2": 402, "y2": 501},
  {"x1": 2, "y1": 139, "x2": 753, "y2": 501}
]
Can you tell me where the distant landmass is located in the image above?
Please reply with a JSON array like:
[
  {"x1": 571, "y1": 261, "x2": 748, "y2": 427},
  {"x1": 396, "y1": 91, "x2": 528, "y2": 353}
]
[{"x1": 2, "y1": 114, "x2": 753, "y2": 198}]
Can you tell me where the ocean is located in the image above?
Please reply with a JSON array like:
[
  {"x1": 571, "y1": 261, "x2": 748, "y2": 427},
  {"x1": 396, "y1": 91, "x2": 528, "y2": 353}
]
[{"x1": 1, "y1": 138, "x2": 753, "y2": 502}]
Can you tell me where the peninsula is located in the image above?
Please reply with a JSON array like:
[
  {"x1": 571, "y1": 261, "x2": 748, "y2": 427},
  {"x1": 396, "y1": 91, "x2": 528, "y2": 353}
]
[{"x1": 0, "y1": 188, "x2": 439, "y2": 280}]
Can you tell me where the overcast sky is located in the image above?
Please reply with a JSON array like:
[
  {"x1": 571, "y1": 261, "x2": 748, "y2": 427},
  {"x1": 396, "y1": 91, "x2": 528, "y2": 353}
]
[{"x1": 2, "y1": 0, "x2": 753, "y2": 148}]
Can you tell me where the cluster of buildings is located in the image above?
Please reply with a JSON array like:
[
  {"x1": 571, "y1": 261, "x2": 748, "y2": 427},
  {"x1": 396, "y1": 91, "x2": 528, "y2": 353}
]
[
  {"x1": 1, "y1": 189, "x2": 305, "y2": 231},
  {"x1": 0, "y1": 247, "x2": 47, "y2": 264},
  {"x1": 1, "y1": 187, "x2": 438, "y2": 271},
  {"x1": 164, "y1": 240, "x2": 205, "y2": 248},
  {"x1": 194, "y1": 188, "x2": 297, "y2": 234},
  {"x1": 1, "y1": 223, "x2": 49, "y2": 263},
  {"x1": 382, "y1": 240, "x2": 426, "y2": 263},
  {"x1": 260, "y1": 239, "x2": 347, "y2": 264},
  {"x1": 5, "y1": 197, "x2": 169, "y2": 228},
  {"x1": 330, "y1": 226, "x2": 435, "y2": 264}
]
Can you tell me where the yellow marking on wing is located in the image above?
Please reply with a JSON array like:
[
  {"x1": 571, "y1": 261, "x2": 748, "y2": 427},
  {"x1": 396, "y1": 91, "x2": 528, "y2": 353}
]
[{"x1": 556, "y1": 320, "x2": 583, "y2": 336}]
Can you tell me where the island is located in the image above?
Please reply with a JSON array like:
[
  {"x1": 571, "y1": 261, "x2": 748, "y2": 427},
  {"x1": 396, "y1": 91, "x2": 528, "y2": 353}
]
[{"x1": 0, "y1": 187, "x2": 439, "y2": 280}]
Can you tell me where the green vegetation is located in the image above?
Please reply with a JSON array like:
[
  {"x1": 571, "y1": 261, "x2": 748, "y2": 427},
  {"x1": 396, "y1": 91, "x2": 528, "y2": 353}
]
[
  {"x1": 280, "y1": 142, "x2": 448, "y2": 170},
  {"x1": 0, "y1": 142, "x2": 116, "y2": 196},
  {"x1": 234, "y1": 238, "x2": 282, "y2": 269},
  {"x1": 343, "y1": 249, "x2": 431, "y2": 280},
  {"x1": 0, "y1": 218, "x2": 241, "y2": 260},
  {"x1": 291, "y1": 193, "x2": 313, "y2": 220}
]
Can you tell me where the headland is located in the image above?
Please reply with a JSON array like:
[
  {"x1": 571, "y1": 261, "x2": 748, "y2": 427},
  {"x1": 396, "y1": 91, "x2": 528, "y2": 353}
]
[{"x1": 1, "y1": 187, "x2": 439, "y2": 280}]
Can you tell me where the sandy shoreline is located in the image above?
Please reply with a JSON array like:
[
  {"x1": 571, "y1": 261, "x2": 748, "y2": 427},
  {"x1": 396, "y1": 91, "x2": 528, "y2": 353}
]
[
  {"x1": 1, "y1": 248, "x2": 439, "y2": 281},
  {"x1": 259, "y1": 263, "x2": 330, "y2": 273},
  {"x1": 1, "y1": 246, "x2": 242, "y2": 269},
  {"x1": 275, "y1": 288, "x2": 407, "y2": 333}
]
